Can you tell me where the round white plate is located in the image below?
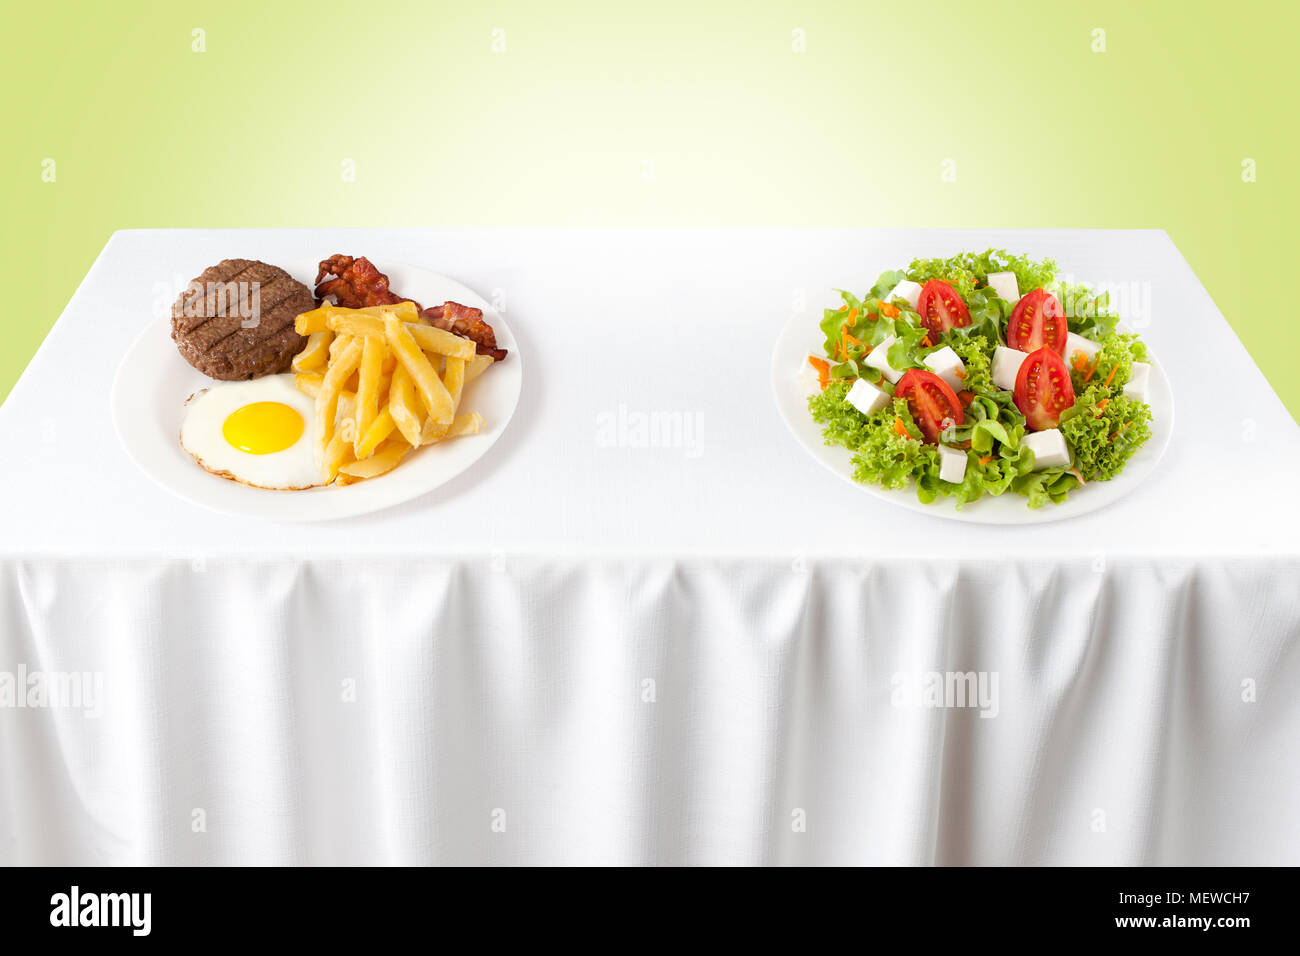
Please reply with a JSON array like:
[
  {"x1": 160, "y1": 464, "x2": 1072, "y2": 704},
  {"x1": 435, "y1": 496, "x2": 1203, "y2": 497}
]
[
  {"x1": 112, "y1": 259, "x2": 522, "y2": 522},
  {"x1": 771, "y1": 310, "x2": 1173, "y2": 525}
]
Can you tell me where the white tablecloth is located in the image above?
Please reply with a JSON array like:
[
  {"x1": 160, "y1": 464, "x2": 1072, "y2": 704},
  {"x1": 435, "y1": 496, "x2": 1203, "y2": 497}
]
[{"x1": 2, "y1": 229, "x2": 1298, "y2": 865}]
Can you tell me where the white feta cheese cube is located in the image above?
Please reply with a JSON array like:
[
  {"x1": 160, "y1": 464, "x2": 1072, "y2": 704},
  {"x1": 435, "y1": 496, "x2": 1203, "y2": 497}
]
[
  {"x1": 887, "y1": 280, "x2": 923, "y2": 311},
  {"x1": 845, "y1": 378, "x2": 891, "y2": 416},
  {"x1": 986, "y1": 271, "x2": 1020, "y2": 302},
  {"x1": 865, "y1": 335, "x2": 905, "y2": 384},
  {"x1": 1023, "y1": 428, "x2": 1071, "y2": 471},
  {"x1": 937, "y1": 445, "x2": 968, "y2": 484},
  {"x1": 992, "y1": 345, "x2": 1028, "y2": 391},
  {"x1": 922, "y1": 345, "x2": 966, "y2": 392},
  {"x1": 1124, "y1": 362, "x2": 1151, "y2": 402},
  {"x1": 1065, "y1": 332, "x2": 1102, "y2": 365}
]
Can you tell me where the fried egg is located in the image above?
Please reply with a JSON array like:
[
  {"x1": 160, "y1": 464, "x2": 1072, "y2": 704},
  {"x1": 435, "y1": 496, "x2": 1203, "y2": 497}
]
[{"x1": 181, "y1": 374, "x2": 325, "y2": 490}]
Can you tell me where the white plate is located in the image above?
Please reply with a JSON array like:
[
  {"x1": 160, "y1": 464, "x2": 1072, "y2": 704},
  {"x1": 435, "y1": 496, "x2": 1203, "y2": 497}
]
[
  {"x1": 771, "y1": 308, "x2": 1173, "y2": 525},
  {"x1": 112, "y1": 259, "x2": 522, "y2": 522}
]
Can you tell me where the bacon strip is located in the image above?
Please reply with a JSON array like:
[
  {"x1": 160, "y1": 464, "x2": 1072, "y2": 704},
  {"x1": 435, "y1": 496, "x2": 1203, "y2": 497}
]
[
  {"x1": 422, "y1": 302, "x2": 507, "y2": 361},
  {"x1": 315, "y1": 255, "x2": 410, "y2": 309},
  {"x1": 315, "y1": 255, "x2": 506, "y2": 360}
]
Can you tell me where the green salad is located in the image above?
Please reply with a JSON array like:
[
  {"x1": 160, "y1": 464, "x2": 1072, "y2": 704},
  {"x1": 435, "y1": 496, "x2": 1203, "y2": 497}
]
[{"x1": 806, "y1": 250, "x2": 1153, "y2": 509}]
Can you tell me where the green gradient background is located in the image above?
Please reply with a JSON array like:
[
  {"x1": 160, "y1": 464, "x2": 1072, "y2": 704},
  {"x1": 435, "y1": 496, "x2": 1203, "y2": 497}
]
[{"x1": 5, "y1": 1, "x2": 1296, "y2": 414}]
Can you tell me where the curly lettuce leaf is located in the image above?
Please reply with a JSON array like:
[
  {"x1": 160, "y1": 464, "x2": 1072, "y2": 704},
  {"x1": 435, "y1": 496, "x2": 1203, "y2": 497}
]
[
  {"x1": 809, "y1": 388, "x2": 934, "y2": 487},
  {"x1": 1058, "y1": 285, "x2": 1121, "y2": 337},
  {"x1": 1058, "y1": 384, "x2": 1152, "y2": 481},
  {"x1": 1069, "y1": 331, "x2": 1148, "y2": 393},
  {"x1": 905, "y1": 249, "x2": 1058, "y2": 299},
  {"x1": 945, "y1": 335, "x2": 995, "y2": 394}
]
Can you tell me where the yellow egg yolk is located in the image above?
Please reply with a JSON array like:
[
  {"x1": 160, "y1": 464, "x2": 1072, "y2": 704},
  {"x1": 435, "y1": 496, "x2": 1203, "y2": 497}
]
[{"x1": 222, "y1": 401, "x2": 305, "y2": 455}]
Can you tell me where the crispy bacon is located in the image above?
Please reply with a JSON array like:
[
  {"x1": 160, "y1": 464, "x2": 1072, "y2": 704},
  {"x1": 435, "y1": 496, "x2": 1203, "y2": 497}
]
[
  {"x1": 315, "y1": 255, "x2": 413, "y2": 309},
  {"x1": 422, "y1": 302, "x2": 507, "y2": 361},
  {"x1": 315, "y1": 254, "x2": 506, "y2": 361}
]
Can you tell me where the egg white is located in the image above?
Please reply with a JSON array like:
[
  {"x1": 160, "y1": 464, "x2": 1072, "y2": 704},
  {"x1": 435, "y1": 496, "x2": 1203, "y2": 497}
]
[{"x1": 181, "y1": 374, "x2": 326, "y2": 490}]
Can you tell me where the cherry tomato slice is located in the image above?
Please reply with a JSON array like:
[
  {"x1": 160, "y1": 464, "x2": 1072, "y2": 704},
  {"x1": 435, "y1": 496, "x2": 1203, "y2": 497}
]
[
  {"x1": 894, "y1": 369, "x2": 965, "y2": 444},
  {"x1": 1013, "y1": 346, "x2": 1076, "y2": 431},
  {"x1": 915, "y1": 279, "x2": 972, "y2": 336},
  {"x1": 1007, "y1": 289, "x2": 1067, "y2": 354}
]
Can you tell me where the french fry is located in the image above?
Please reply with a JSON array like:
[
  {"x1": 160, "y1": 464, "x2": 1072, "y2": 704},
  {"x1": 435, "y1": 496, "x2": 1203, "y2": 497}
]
[
  {"x1": 421, "y1": 411, "x2": 484, "y2": 445},
  {"x1": 302, "y1": 301, "x2": 420, "y2": 331},
  {"x1": 356, "y1": 408, "x2": 396, "y2": 459},
  {"x1": 326, "y1": 313, "x2": 388, "y2": 339},
  {"x1": 321, "y1": 429, "x2": 354, "y2": 482},
  {"x1": 353, "y1": 335, "x2": 385, "y2": 454},
  {"x1": 446, "y1": 412, "x2": 484, "y2": 437},
  {"x1": 344, "y1": 302, "x2": 421, "y2": 322},
  {"x1": 419, "y1": 356, "x2": 466, "y2": 445},
  {"x1": 410, "y1": 324, "x2": 476, "y2": 360},
  {"x1": 294, "y1": 372, "x2": 324, "y2": 397},
  {"x1": 295, "y1": 306, "x2": 333, "y2": 335},
  {"x1": 292, "y1": 330, "x2": 333, "y2": 371},
  {"x1": 337, "y1": 437, "x2": 412, "y2": 479},
  {"x1": 385, "y1": 312, "x2": 453, "y2": 425},
  {"x1": 314, "y1": 336, "x2": 362, "y2": 462},
  {"x1": 328, "y1": 312, "x2": 477, "y2": 360},
  {"x1": 444, "y1": 356, "x2": 465, "y2": 404},
  {"x1": 464, "y1": 354, "x2": 494, "y2": 383},
  {"x1": 387, "y1": 364, "x2": 423, "y2": 446},
  {"x1": 336, "y1": 392, "x2": 356, "y2": 422}
]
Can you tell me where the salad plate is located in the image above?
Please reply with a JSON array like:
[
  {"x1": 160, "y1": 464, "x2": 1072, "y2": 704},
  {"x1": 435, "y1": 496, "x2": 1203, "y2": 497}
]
[{"x1": 771, "y1": 251, "x2": 1173, "y2": 525}]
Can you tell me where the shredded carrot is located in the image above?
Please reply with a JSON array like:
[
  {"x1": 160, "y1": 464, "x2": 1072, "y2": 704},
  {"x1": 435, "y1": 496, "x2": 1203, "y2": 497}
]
[
  {"x1": 1095, "y1": 398, "x2": 1109, "y2": 414},
  {"x1": 846, "y1": 307, "x2": 859, "y2": 323},
  {"x1": 836, "y1": 324, "x2": 854, "y2": 357},
  {"x1": 920, "y1": 333, "x2": 933, "y2": 348},
  {"x1": 865, "y1": 312, "x2": 878, "y2": 321},
  {"x1": 954, "y1": 368, "x2": 967, "y2": 379},
  {"x1": 978, "y1": 455, "x2": 993, "y2": 465},
  {"x1": 1103, "y1": 364, "x2": 1119, "y2": 388},
  {"x1": 844, "y1": 332, "x2": 863, "y2": 346},
  {"x1": 1108, "y1": 430, "x2": 1119, "y2": 441},
  {"x1": 808, "y1": 356, "x2": 831, "y2": 391},
  {"x1": 1071, "y1": 351, "x2": 1091, "y2": 373},
  {"x1": 957, "y1": 390, "x2": 974, "y2": 407},
  {"x1": 1083, "y1": 356, "x2": 1102, "y2": 383},
  {"x1": 837, "y1": 304, "x2": 849, "y2": 313},
  {"x1": 893, "y1": 418, "x2": 909, "y2": 437},
  {"x1": 880, "y1": 303, "x2": 900, "y2": 318}
]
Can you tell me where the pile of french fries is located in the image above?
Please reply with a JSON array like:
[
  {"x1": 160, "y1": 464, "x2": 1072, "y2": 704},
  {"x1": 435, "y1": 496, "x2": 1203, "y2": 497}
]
[{"x1": 292, "y1": 302, "x2": 492, "y2": 483}]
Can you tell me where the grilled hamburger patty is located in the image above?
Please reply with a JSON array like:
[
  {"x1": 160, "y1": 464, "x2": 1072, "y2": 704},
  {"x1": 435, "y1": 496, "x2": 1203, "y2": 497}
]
[{"x1": 171, "y1": 259, "x2": 313, "y2": 380}]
